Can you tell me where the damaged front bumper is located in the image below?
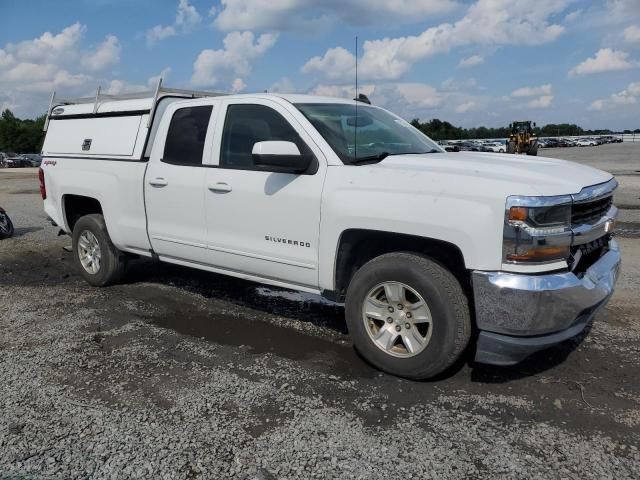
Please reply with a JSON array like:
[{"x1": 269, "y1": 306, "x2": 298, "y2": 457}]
[{"x1": 472, "y1": 238, "x2": 621, "y2": 366}]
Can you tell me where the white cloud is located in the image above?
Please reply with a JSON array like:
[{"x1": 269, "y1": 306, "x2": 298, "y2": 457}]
[
  {"x1": 302, "y1": 0, "x2": 569, "y2": 82},
  {"x1": 589, "y1": 99, "x2": 605, "y2": 111},
  {"x1": 0, "y1": 23, "x2": 137, "y2": 117},
  {"x1": 231, "y1": 78, "x2": 246, "y2": 93},
  {"x1": 146, "y1": 25, "x2": 176, "y2": 46},
  {"x1": 81, "y1": 35, "x2": 120, "y2": 71},
  {"x1": 455, "y1": 101, "x2": 477, "y2": 113},
  {"x1": 441, "y1": 77, "x2": 477, "y2": 91},
  {"x1": 591, "y1": 81, "x2": 640, "y2": 110},
  {"x1": 564, "y1": 9, "x2": 582, "y2": 22},
  {"x1": 175, "y1": 0, "x2": 202, "y2": 27},
  {"x1": 146, "y1": 0, "x2": 201, "y2": 46},
  {"x1": 213, "y1": 0, "x2": 458, "y2": 32},
  {"x1": 569, "y1": 48, "x2": 635, "y2": 76},
  {"x1": 527, "y1": 95, "x2": 553, "y2": 108},
  {"x1": 308, "y1": 83, "x2": 375, "y2": 99},
  {"x1": 511, "y1": 84, "x2": 552, "y2": 97},
  {"x1": 394, "y1": 83, "x2": 443, "y2": 108},
  {"x1": 147, "y1": 67, "x2": 172, "y2": 88},
  {"x1": 301, "y1": 47, "x2": 356, "y2": 81},
  {"x1": 8, "y1": 23, "x2": 85, "y2": 63},
  {"x1": 458, "y1": 55, "x2": 484, "y2": 68},
  {"x1": 106, "y1": 68, "x2": 174, "y2": 96},
  {"x1": 0, "y1": 24, "x2": 96, "y2": 115},
  {"x1": 191, "y1": 31, "x2": 278, "y2": 89},
  {"x1": 269, "y1": 77, "x2": 296, "y2": 93},
  {"x1": 624, "y1": 25, "x2": 640, "y2": 43}
]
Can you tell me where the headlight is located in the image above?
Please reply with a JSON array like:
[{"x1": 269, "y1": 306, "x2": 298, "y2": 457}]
[{"x1": 503, "y1": 196, "x2": 572, "y2": 264}]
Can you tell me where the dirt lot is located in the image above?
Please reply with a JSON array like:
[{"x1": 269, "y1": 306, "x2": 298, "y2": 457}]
[{"x1": 1, "y1": 143, "x2": 639, "y2": 479}]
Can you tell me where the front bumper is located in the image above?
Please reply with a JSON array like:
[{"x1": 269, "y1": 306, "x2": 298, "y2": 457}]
[{"x1": 472, "y1": 238, "x2": 620, "y2": 365}]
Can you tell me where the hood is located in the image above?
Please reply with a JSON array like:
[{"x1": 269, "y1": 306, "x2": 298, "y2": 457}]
[{"x1": 374, "y1": 152, "x2": 612, "y2": 197}]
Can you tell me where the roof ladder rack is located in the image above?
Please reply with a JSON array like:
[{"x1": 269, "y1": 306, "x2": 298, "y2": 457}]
[
  {"x1": 43, "y1": 79, "x2": 227, "y2": 129},
  {"x1": 43, "y1": 91, "x2": 56, "y2": 132},
  {"x1": 92, "y1": 85, "x2": 102, "y2": 114},
  {"x1": 147, "y1": 78, "x2": 163, "y2": 128}
]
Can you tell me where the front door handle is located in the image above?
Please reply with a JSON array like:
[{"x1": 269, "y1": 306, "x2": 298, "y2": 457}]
[
  {"x1": 208, "y1": 182, "x2": 232, "y2": 193},
  {"x1": 149, "y1": 177, "x2": 168, "y2": 187}
]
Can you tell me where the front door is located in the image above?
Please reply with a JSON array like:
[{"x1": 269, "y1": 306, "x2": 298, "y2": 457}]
[{"x1": 204, "y1": 99, "x2": 326, "y2": 289}]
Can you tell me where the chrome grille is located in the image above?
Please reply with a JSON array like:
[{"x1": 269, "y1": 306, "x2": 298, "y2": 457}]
[{"x1": 571, "y1": 195, "x2": 613, "y2": 225}]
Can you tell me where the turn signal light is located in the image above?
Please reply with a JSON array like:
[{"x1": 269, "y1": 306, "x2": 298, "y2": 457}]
[
  {"x1": 508, "y1": 206, "x2": 528, "y2": 222},
  {"x1": 506, "y1": 246, "x2": 570, "y2": 263}
]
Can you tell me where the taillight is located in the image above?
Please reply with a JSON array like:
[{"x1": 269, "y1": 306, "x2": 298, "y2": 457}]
[{"x1": 38, "y1": 167, "x2": 46, "y2": 200}]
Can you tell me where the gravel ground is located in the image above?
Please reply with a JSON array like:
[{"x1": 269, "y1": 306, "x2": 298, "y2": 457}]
[{"x1": 1, "y1": 146, "x2": 639, "y2": 479}]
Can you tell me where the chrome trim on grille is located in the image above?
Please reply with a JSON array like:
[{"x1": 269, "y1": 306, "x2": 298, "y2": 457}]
[{"x1": 571, "y1": 178, "x2": 618, "y2": 204}]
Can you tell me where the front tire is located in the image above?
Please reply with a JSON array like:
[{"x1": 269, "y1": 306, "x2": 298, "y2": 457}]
[
  {"x1": 345, "y1": 252, "x2": 471, "y2": 379},
  {"x1": 72, "y1": 214, "x2": 126, "y2": 286}
]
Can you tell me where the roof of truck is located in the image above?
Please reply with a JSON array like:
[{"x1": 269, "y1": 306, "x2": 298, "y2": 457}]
[{"x1": 49, "y1": 92, "x2": 360, "y2": 118}]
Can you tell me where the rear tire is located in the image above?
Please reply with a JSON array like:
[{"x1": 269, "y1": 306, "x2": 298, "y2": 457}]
[
  {"x1": 527, "y1": 143, "x2": 538, "y2": 156},
  {"x1": 345, "y1": 252, "x2": 471, "y2": 379},
  {"x1": 72, "y1": 214, "x2": 126, "y2": 286}
]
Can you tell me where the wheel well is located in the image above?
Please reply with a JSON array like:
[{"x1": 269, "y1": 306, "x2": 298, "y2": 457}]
[
  {"x1": 331, "y1": 229, "x2": 469, "y2": 302},
  {"x1": 63, "y1": 195, "x2": 103, "y2": 232}
]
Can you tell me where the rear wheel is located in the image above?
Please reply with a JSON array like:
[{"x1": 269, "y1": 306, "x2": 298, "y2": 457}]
[
  {"x1": 527, "y1": 143, "x2": 538, "y2": 156},
  {"x1": 345, "y1": 252, "x2": 471, "y2": 379},
  {"x1": 72, "y1": 214, "x2": 126, "y2": 286}
]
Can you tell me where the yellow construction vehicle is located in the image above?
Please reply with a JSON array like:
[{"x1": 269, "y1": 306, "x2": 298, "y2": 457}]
[{"x1": 506, "y1": 121, "x2": 538, "y2": 156}]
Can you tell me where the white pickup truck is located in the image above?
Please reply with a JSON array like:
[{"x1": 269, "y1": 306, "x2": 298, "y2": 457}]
[{"x1": 40, "y1": 84, "x2": 620, "y2": 379}]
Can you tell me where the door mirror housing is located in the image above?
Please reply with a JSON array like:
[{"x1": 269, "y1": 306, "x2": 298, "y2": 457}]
[{"x1": 252, "y1": 141, "x2": 313, "y2": 174}]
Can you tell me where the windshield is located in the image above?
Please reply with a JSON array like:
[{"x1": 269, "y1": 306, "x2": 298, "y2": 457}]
[{"x1": 295, "y1": 103, "x2": 443, "y2": 164}]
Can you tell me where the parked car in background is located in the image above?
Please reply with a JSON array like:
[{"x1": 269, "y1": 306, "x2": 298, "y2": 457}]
[
  {"x1": 482, "y1": 141, "x2": 506, "y2": 153},
  {"x1": 438, "y1": 141, "x2": 459, "y2": 152},
  {"x1": 0, "y1": 152, "x2": 17, "y2": 167},
  {"x1": 5, "y1": 155, "x2": 32, "y2": 168},
  {"x1": 21, "y1": 154, "x2": 42, "y2": 167},
  {"x1": 455, "y1": 141, "x2": 482, "y2": 152},
  {"x1": 576, "y1": 139, "x2": 597, "y2": 147}
]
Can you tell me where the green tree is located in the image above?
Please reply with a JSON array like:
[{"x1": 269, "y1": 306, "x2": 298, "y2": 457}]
[{"x1": 0, "y1": 109, "x2": 46, "y2": 153}]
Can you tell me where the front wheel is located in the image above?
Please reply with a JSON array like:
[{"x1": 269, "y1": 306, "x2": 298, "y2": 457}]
[
  {"x1": 72, "y1": 214, "x2": 126, "y2": 286},
  {"x1": 345, "y1": 252, "x2": 471, "y2": 379}
]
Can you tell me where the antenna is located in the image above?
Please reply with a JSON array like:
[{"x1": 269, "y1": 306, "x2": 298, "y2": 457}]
[{"x1": 354, "y1": 35, "x2": 358, "y2": 163}]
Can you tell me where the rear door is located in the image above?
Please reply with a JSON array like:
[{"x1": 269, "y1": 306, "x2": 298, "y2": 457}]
[
  {"x1": 204, "y1": 98, "x2": 327, "y2": 289},
  {"x1": 145, "y1": 102, "x2": 216, "y2": 264}
]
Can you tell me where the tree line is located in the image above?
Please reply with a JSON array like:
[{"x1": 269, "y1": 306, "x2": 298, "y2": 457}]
[
  {"x1": 0, "y1": 110, "x2": 46, "y2": 154},
  {"x1": 1, "y1": 108, "x2": 638, "y2": 153},
  {"x1": 410, "y1": 118, "x2": 640, "y2": 141}
]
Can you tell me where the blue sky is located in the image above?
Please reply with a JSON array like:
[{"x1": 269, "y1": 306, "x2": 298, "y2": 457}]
[{"x1": 0, "y1": 0, "x2": 639, "y2": 129}]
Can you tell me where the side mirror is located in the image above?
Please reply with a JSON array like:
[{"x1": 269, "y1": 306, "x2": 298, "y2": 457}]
[{"x1": 252, "y1": 141, "x2": 313, "y2": 174}]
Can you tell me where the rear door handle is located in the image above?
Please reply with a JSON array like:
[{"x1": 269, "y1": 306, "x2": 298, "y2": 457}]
[
  {"x1": 208, "y1": 182, "x2": 232, "y2": 193},
  {"x1": 149, "y1": 177, "x2": 168, "y2": 187}
]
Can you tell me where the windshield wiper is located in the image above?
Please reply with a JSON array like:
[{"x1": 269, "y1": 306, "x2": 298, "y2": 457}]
[
  {"x1": 349, "y1": 150, "x2": 442, "y2": 165},
  {"x1": 348, "y1": 151, "x2": 390, "y2": 165}
]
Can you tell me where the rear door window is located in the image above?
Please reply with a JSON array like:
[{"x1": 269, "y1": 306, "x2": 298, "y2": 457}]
[{"x1": 163, "y1": 105, "x2": 213, "y2": 166}]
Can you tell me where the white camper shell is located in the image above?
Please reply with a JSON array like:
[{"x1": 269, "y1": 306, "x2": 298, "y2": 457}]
[{"x1": 42, "y1": 83, "x2": 224, "y2": 161}]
